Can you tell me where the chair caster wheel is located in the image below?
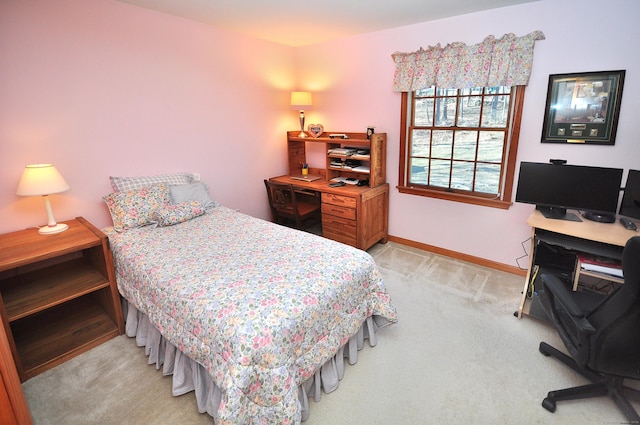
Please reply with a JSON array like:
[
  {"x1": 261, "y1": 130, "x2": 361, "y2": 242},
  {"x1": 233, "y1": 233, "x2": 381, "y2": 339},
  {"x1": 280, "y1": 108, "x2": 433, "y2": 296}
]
[
  {"x1": 542, "y1": 397, "x2": 556, "y2": 413},
  {"x1": 539, "y1": 342, "x2": 551, "y2": 356}
]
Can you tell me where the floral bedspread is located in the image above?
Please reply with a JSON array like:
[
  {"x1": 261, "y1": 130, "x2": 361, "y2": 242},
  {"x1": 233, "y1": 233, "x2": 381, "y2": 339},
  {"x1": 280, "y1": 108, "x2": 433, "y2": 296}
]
[{"x1": 105, "y1": 207, "x2": 397, "y2": 424}]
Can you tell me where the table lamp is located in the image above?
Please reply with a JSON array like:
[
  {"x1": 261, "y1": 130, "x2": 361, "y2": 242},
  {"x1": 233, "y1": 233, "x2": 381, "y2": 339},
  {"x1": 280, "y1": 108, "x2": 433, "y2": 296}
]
[
  {"x1": 16, "y1": 164, "x2": 70, "y2": 234},
  {"x1": 290, "y1": 91, "x2": 312, "y2": 138}
]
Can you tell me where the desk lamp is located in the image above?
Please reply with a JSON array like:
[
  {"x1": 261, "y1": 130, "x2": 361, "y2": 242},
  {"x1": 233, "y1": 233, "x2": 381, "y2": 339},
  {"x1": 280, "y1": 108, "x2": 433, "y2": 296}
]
[
  {"x1": 290, "y1": 91, "x2": 312, "y2": 138},
  {"x1": 16, "y1": 164, "x2": 70, "y2": 234}
]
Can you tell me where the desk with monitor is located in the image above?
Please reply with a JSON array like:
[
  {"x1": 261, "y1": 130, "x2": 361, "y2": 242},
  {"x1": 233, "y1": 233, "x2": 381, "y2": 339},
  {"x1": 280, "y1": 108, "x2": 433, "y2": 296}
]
[
  {"x1": 514, "y1": 163, "x2": 640, "y2": 319},
  {"x1": 516, "y1": 209, "x2": 638, "y2": 319}
]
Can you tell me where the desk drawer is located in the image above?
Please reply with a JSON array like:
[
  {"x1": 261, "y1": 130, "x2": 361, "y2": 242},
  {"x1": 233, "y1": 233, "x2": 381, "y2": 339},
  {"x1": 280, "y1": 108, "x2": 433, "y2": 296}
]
[
  {"x1": 321, "y1": 203, "x2": 356, "y2": 220},
  {"x1": 322, "y1": 215, "x2": 357, "y2": 247},
  {"x1": 322, "y1": 193, "x2": 357, "y2": 209}
]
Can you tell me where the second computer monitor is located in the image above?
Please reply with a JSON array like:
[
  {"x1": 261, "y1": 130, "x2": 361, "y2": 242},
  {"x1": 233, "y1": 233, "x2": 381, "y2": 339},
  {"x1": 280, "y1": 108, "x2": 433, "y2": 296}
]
[{"x1": 619, "y1": 169, "x2": 640, "y2": 219}]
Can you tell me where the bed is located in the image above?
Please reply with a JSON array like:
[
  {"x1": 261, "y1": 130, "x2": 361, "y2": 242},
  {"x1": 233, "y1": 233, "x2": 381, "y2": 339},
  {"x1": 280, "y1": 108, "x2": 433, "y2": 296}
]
[{"x1": 101, "y1": 173, "x2": 398, "y2": 424}]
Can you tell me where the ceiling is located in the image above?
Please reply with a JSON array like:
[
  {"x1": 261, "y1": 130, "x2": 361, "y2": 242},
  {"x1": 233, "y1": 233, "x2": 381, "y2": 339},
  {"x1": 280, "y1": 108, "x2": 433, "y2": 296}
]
[{"x1": 115, "y1": 0, "x2": 540, "y2": 47}]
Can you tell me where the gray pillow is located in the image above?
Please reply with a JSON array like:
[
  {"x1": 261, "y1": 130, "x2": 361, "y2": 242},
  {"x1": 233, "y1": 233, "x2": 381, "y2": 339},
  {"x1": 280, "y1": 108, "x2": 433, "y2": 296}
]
[
  {"x1": 110, "y1": 172, "x2": 194, "y2": 192},
  {"x1": 170, "y1": 182, "x2": 219, "y2": 209}
]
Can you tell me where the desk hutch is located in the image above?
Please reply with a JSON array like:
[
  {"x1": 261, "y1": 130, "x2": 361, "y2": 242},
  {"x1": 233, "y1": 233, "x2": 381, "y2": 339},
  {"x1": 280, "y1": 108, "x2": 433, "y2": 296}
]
[{"x1": 270, "y1": 131, "x2": 389, "y2": 250}]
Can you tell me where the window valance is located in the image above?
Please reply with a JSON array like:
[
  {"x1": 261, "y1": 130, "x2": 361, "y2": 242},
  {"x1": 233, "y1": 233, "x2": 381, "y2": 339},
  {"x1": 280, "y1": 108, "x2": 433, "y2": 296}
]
[{"x1": 392, "y1": 31, "x2": 545, "y2": 92}]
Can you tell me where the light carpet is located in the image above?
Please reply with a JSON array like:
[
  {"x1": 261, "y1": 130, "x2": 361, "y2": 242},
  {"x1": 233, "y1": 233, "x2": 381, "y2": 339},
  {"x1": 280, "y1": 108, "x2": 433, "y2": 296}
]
[{"x1": 22, "y1": 242, "x2": 630, "y2": 424}]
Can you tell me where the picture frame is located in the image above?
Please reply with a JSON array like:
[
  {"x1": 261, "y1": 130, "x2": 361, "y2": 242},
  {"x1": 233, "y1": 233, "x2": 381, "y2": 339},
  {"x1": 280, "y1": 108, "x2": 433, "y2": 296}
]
[
  {"x1": 541, "y1": 70, "x2": 625, "y2": 145},
  {"x1": 307, "y1": 124, "x2": 324, "y2": 138}
]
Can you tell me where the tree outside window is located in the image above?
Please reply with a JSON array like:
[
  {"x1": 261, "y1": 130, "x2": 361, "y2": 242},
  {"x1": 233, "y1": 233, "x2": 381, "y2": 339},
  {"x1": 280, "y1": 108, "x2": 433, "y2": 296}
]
[{"x1": 398, "y1": 85, "x2": 525, "y2": 209}]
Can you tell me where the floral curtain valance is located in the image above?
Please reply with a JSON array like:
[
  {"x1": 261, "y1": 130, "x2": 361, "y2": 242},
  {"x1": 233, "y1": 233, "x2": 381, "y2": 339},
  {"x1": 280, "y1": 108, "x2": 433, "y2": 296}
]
[{"x1": 392, "y1": 31, "x2": 545, "y2": 92}]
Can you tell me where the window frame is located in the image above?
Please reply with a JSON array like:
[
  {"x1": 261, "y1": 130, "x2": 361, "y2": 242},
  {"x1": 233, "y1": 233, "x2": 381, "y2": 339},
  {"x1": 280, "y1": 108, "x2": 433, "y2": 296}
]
[{"x1": 397, "y1": 86, "x2": 525, "y2": 209}]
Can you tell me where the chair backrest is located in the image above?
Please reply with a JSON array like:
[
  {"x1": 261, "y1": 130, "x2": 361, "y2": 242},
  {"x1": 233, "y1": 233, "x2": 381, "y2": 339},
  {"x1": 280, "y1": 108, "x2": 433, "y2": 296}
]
[
  {"x1": 587, "y1": 236, "x2": 640, "y2": 375},
  {"x1": 264, "y1": 180, "x2": 297, "y2": 218},
  {"x1": 264, "y1": 179, "x2": 321, "y2": 230}
]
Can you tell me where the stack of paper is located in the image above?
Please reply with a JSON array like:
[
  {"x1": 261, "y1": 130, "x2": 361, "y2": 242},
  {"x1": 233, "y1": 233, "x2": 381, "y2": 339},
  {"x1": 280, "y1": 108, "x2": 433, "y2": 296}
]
[
  {"x1": 352, "y1": 165, "x2": 370, "y2": 173},
  {"x1": 327, "y1": 148, "x2": 356, "y2": 156}
]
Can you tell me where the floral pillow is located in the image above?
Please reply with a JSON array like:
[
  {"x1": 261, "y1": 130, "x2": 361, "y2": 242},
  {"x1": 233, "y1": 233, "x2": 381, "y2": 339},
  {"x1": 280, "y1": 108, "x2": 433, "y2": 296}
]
[
  {"x1": 151, "y1": 201, "x2": 205, "y2": 227},
  {"x1": 103, "y1": 183, "x2": 171, "y2": 232}
]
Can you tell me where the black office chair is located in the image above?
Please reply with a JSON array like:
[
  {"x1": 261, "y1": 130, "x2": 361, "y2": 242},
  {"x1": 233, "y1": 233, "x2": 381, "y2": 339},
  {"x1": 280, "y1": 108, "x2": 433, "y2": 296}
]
[
  {"x1": 537, "y1": 236, "x2": 640, "y2": 421},
  {"x1": 264, "y1": 180, "x2": 320, "y2": 230}
]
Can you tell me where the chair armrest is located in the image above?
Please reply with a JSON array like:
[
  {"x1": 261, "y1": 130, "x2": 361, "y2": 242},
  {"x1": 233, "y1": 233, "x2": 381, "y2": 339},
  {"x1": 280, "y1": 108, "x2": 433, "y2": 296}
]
[
  {"x1": 541, "y1": 274, "x2": 583, "y2": 317},
  {"x1": 540, "y1": 273, "x2": 596, "y2": 334}
]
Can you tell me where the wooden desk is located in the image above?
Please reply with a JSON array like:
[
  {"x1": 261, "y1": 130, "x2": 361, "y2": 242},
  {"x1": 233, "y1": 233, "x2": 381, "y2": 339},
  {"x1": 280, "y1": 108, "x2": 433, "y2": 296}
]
[
  {"x1": 527, "y1": 209, "x2": 634, "y2": 247},
  {"x1": 269, "y1": 175, "x2": 389, "y2": 250},
  {"x1": 517, "y1": 210, "x2": 638, "y2": 318}
]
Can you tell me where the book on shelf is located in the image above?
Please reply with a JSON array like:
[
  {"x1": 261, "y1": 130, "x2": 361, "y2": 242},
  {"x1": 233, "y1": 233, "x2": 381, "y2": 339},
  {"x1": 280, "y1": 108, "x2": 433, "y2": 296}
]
[
  {"x1": 327, "y1": 148, "x2": 356, "y2": 156},
  {"x1": 351, "y1": 150, "x2": 370, "y2": 160},
  {"x1": 351, "y1": 155, "x2": 370, "y2": 161},
  {"x1": 578, "y1": 254, "x2": 623, "y2": 278}
]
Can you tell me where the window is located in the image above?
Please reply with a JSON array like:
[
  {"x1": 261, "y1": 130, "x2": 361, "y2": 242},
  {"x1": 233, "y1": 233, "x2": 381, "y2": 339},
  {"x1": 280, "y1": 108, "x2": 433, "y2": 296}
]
[{"x1": 398, "y1": 85, "x2": 525, "y2": 209}]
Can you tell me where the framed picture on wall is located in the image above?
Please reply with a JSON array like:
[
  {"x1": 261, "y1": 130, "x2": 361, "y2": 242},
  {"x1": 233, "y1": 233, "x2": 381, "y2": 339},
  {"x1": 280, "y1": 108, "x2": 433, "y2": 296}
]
[{"x1": 541, "y1": 70, "x2": 625, "y2": 145}]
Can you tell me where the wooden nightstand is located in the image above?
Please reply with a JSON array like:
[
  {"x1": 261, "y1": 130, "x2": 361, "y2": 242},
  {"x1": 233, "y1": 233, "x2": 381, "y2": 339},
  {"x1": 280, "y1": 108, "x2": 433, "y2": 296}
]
[{"x1": 0, "y1": 217, "x2": 124, "y2": 382}]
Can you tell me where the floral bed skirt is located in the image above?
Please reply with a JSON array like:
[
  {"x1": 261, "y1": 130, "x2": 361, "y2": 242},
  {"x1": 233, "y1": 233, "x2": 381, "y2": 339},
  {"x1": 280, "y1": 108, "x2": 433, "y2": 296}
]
[{"x1": 122, "y1": 299, "x2": 379, "y2": 423}]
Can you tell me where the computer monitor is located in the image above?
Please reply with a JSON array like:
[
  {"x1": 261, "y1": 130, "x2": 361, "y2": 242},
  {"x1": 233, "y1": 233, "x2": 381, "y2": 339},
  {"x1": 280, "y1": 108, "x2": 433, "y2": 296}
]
[
  {"x1": 619, "y1": 169, "x2": 640, "y2": 219},
  {"x1": 515, "y1": 162, "x2": 623, "y2": 222}
]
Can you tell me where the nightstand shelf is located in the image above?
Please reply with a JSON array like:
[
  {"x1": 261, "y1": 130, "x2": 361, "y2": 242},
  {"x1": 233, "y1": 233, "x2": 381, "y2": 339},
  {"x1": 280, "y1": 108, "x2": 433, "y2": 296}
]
[
  {"x1": 11, "y1": 296, "x2": 118, "y2": 378},
  {"x1": 3, "y1": 258, "x2": 110, "y2": 321},
  {"x1": 0, "y1": 217, "x2": 124, "y2": 382}
]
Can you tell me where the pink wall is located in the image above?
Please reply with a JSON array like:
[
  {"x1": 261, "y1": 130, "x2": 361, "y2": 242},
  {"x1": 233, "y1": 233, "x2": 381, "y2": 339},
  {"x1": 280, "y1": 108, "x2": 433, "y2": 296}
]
[
  {"x1": 295, "y1": 0, "x2": 640, "y2": 267},
  {"x1": 1, "y1": 0, "x2": 639, "y2": 269},
  {"x1": 0, "y1": 0, "x2": 295, "y2": 234}
]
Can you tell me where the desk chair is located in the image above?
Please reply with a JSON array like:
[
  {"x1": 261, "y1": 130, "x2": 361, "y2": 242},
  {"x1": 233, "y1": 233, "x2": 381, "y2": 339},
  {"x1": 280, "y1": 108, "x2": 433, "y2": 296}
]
[
  {"x1": 538, "y1": 236, "x2": 640, "y2": 422},
  {"x1": 264, "y1": 180, "x2": 320, "y2": 231}
]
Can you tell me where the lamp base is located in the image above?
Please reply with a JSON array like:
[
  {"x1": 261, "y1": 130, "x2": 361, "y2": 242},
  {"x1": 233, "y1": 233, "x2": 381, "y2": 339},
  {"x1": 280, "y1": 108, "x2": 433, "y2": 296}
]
[
  {"x1": 38, "y1": 223, "x2": 69, "y2": 235},
  {"x1": 298, "y1": 110, "x2": 307, "y2": 138}
]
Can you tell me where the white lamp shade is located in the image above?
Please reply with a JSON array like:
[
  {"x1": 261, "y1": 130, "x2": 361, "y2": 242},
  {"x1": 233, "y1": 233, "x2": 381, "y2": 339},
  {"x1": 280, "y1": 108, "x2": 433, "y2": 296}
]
[
  {"x1": 16, "y1": 164, "x2": 70, "y2": 196},
  {"x1": 290, "y1": 91, "x2": 312, "y2": 109}
]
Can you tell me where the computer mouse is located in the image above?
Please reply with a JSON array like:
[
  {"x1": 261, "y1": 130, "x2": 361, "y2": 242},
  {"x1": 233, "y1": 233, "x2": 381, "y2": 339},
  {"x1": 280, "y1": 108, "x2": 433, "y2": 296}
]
[{"x1": 620, "y1": 217, "x2": 638, "y2": 231}]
